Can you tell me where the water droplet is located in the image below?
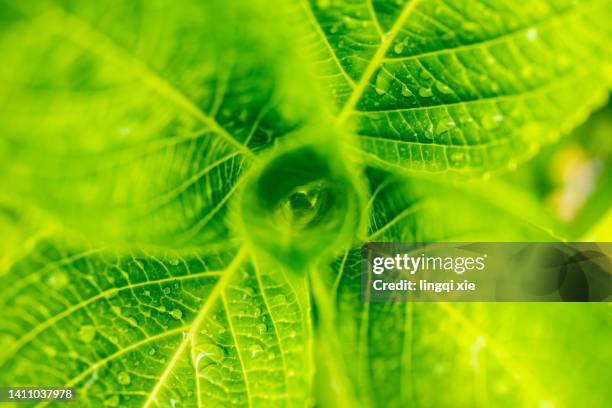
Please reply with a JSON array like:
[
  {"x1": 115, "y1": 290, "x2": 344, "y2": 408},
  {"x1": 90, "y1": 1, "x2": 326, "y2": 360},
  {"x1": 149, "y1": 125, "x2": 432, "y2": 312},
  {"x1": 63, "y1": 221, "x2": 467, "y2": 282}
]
[
  {"x1": 79, "y1": 325, "x2": 96, "y2": 343},
  {"x1": 249, "y1": 344, "x2": 264, "y2": 358},
  {"x1": 435, "y1": 81, "x2": 453, "y2": 94},
  {"x1": 158, "y1": 305, "x2": 167, "y2": 313},
  {"x1": 401, "y1": 84, "x2": 412, "y2": 97},
  {"x1": 393, "y1": 42, "x2": 404, "y2": 54},
  {"x1": 48, "y1": 272, "x2": 68, "y2": 288},
  {"x1": 196, "y1": 344, "x2": 226, "y2": 369},
  {"x1": 170, "y1": 309, "x2": 183, "y2": 320},
  {"x1": 375, "y1": 70, "x2": 392, "y2": 95},
  {"x1": 105, "y1": 395, "x2": 120, "y2": 407},
  {"x1": 424, "y1": 123, "x2": 434, "y2": 139},
  {"x1": 199, "y1": 366, "x2": 222, "y2": 382},
  {"x1": 256, "y1": 323, "x2": 267, "y2": 335},
  {"x1": 241, "y1": 288, "x2": 254, "y2": 300},
  {"x1": 418, "y1": 87, "x2": 433, "y2": 98},
  {"x1": 117, "y1": 371, "x2": 131, "y2": 385},
  {"x1": 149, "y1": 348, "x2": 156, "y2": 356},
  {"x1": 482, "y1": 114, "x2": 503, "y2": 129},
  {"x1": 169, "y1": 258, "x2": 179, "y2": 266},
  {"x1": 435, "y1": 119, "x2": 455, "y2": 137},
  {"x1": 163, "y1": 287, "x2": 171, "y2": 295},
  {"x1": 526, "y1": 27, "x2": 538, "y2": 42}
]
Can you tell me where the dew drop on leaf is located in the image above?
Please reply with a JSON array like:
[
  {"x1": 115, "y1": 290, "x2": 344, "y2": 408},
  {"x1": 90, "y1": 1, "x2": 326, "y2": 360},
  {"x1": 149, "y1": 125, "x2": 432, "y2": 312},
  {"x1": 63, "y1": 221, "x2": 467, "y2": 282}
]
[
  {"x1": 117, "y1": 371, "x2": 131, "y2": 385},
  {"x1": 393, "y1": 42, "x2": 404, "y2": 54},
  {"x1": 424, "y1": 123, "x2": 435, "y2": 139},
  {"x1": 199, "y1": 366, "x2": 222, "y2": 382},
  {"x1": 401, "y1": 84, "x2": 412, "y2": 97},
  {"x1": 148, "y1": 347, "x2": 156, "y2": 356},
  {"x1": 526, "y1": 27, "x2": 538, "y2": 41},
  {"x1": 163, "y1": 287, "x2": 171, "y2": 295},
  {"x1": 375, "y1": 69, "x2": 392, "y2": 95},
  {"x1": 48, "y1": 272, "x2": 68, "y2": 288},
  {"x1": 170, "y1": 309, "x2": 183, "y2": 320},
  {"x1": 242, "y1": 288, "x2": 254, "y2": 299},
  {"x1": 79, "y1": 325, "x2": 96, "y2": 343},
  {"x1": 435, "y1": 81, "x2": 453, "y2": 94},
  {"x1": 482, "y1": 114, "x2": 503, "y2": 129},
  {"x1": 104, "y1": 395, "x2": 120, "y2": 407},
  {"x1": 256, "y1": 323, "x2": 267, "y2": 335},
  {"x1": 418, "y1": 87, "x2": 433, "y2": 98},
  {"x1": 249, "y1": 344, "x2": 264, "y2": 358},
  {"x1": 435, "y1": 120, "x2": 455, "y2": 137},
  {"x1": 196, "y1": 343, "x2": 226, "y2": 368}
]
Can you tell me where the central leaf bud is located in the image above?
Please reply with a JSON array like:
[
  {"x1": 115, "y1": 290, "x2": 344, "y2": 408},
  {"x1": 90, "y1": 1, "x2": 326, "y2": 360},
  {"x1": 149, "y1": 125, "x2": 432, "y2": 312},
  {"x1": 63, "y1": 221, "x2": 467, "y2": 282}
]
[{"x1": 236, "y1": 138, "x2": 366, "y2": 270}]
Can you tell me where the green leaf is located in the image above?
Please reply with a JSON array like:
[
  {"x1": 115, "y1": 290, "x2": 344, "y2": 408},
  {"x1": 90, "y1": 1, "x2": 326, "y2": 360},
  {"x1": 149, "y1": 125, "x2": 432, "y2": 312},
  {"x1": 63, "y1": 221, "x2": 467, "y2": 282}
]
[
  {"x1": 320, "y1": 171, "x2": 611, "y2": 407},
  {"x1": 0, "y1": 242, "x2": 312, "y2": 407},
  {"x1": 0, "y1": 1, "x2": 610, "y2": 407},
  {"x1": 303, "y1": 0, "x2": 612, "y2": 172},
  {"x1": 0, "y1": 0, "x2": 318, "y2": 246}
]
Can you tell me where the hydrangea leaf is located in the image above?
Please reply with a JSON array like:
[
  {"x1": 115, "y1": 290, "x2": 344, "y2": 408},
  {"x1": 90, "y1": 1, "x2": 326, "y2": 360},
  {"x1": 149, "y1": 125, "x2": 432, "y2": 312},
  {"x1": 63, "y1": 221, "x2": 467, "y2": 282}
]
[
  {"x1": 319, "y1": 172, "x2": 612, "y2": 407},
  {"x1": 0, "y1": 243, "x2": 312, "y2": 407},
  {"x1": 0, "y1": 0, "x2": 318, "y2": 246},
  {"x1": 302, "y1": 0, "x2": 612, "y2": 172}
]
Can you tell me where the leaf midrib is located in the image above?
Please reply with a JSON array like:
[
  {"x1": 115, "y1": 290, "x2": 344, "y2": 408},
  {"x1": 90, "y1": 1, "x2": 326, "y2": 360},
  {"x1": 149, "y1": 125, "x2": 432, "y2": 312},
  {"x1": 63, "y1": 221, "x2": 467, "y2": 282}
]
[{"x1": 335, "y1": 0, "x2": 423, "y2": 123}]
